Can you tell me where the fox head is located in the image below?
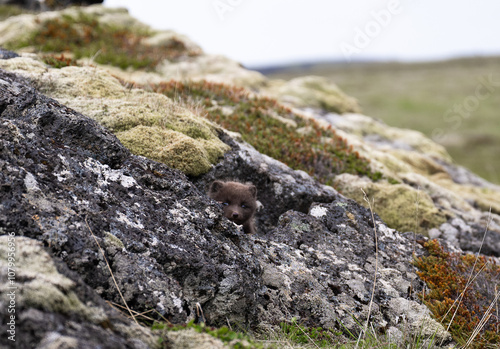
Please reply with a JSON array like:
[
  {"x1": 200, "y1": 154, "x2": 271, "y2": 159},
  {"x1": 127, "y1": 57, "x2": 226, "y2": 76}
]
[{"x1": 208, "y1": 180, "x2": 257, "y2": 227}]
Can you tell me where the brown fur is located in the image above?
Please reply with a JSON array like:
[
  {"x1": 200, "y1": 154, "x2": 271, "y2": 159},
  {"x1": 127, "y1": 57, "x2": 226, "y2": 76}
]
[{"x1": 208, "y1": 180, "x2": 257, "y2": 234}]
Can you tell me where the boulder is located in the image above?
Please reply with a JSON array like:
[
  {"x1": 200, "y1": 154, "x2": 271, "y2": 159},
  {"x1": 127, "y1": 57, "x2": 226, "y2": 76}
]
[
  {"x1": 0, "y1": 67, "x2": 452, "y2": 346},
  {"x1": 0, "y1": 236, "x2": 159, "y2": 348}
]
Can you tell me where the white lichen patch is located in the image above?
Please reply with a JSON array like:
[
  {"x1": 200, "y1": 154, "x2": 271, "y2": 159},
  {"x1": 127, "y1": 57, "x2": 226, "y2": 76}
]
[
  {"x1": 24, "y1": 172, "x2": 40, "y2": 192},
  {"x1": 204, "y1": 207, "x2": 219, "y2": 219},
  {"x1": 309, "y1": 205, "x2": 328, "y2": 218},
  {"x1": 116, "y1": 211, "x2": 144, "y2": 229},
  {"x1": 377, "y1": 222, "x2": 405, "y2": 241},
  {"x1": 273, "y1": 182, "x2": 283, "y2": 196},
  {"x1": 166, "y1": 243, "x2": 186, "y2": 252},
  {"x1": 170, "y1": 292, "x2": 183, "y2": 313},
  {"x1": 82, "y1": 157, "x2": 137, "y2": 189},
  {"x1": 55, "y1": 170, "x2": 72, "y2": 182},
  {"x1": 347, "y1": 263, "x2": 363, "y2": 272}
]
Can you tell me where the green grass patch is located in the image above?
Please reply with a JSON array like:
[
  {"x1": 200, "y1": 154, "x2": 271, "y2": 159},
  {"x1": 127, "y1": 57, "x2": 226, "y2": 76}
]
[
  {"x1": 153, "y1": 320, "x2": 264, "y2": 349},
  {"x1": 42, "y1": 53, "x2": 79, "y2": 68},
  {"x1": 413, "y1": 239, "x2": 500, "y2": 348},
  {"x1": 150, "y1": 80, "x2": 382, "y2": 185},
  {"x1": 279, "y1": 319, "x2": 344, "y2": 347}
]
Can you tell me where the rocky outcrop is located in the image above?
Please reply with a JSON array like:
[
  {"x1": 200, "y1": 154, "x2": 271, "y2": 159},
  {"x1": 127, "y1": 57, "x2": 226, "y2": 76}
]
[
  {"x1": 314, "y1": 111, "x2": 500, "y2": 254},
  {"x1": 1, "y1": 4, "x2": 499, "y2": 348},
  {"x1": 0, "y1": 235, "x2": 159, "y2": 348},
  {"x1": 0, "y1": 56, "x2": 230, "y2": 176},
  {"x1": 0, "y1": 64, "x2": 451, "y2": 346}
]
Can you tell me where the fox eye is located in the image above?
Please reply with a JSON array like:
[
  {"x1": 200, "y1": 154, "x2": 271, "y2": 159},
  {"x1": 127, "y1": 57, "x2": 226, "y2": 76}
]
[
  {"x1": 241, "y1": 203, "x2": 248, "y2": 209},
  {"x1": 222, "y1": 202, "x2": 229, "y2": 206}
]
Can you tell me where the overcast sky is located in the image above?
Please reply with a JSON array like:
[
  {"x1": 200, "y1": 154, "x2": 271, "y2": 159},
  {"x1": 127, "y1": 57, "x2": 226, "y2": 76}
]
[{"x1": 103, "y1": 0, "x2": 500, "y2": 68}]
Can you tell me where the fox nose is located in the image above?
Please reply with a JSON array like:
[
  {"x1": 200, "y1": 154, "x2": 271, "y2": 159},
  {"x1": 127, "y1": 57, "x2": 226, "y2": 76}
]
[{"x1": 232, "y1": 212, "x2": 239, "y2": 219}]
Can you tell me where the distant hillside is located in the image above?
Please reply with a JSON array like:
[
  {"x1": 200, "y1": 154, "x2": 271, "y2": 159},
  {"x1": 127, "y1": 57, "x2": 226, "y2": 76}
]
[{"x1": 262, "y1": 56, "x2": 500, "y2": 184}]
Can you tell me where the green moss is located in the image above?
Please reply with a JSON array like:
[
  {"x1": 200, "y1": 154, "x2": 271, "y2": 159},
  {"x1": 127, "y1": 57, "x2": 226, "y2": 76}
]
[
  {"x1": 334, "y1": 175, "x2": 446, "y2": 235},
  {"x1": 150, "y1": 80, "x2": 381, "y2": 185},
  {"x1": 153, "y1": 320, "x2": 263, "y2": 349},
  {"x1": 271, "y1": 76, "x2": 361, "y2": 114},
  {"x1": 414, "y1": 240, "x2": 500, "y2": 348},
  {"x1": 23, "y1": 63, "x2": 229, "y2": 177},
  {"x1": 42, "y1": 53, "x2": 79, "y2": 69},
  {"x1": 24, "y1": 283, "x2": 85, "y2": 314},
  {"x1": 117, "y1": 126, "x2": 225, "y2": 176},
  {"x1": 104, "y1": 231, "x2": 125, "y2": 249},
  {"x1": 7, "y1": 12, "x2": 198, "y2": 70}
]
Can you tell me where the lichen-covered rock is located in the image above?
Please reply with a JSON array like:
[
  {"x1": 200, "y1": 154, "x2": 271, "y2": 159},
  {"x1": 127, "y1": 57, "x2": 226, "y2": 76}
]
[
  {"x1": 0, "y1": 67, "x2": 452, "y2": 346},
  {"x1": 0, "y1": 236, "x2": 160, "y2": 348},
  {"x1": 311, "y1": 110, "x2": 500, "y2": 252},
  {"x1": 333, "y1": 174, "x2": 447, "y2": 235},
  {"x1": 0, "y1": 56, "x2": 230, "y2": 176},
  {"x1": 249, "y1": 202, "x2": 451, "y2": 343},
  {"x1": 263, "y1": 76, "x2": 361, "y2": 113},
  {"x1": 0, "y1": 68, "x2": 262, "y2": 329},
  {"x1": 194, "y1": 141, "x2": 339, "y2": 230}
]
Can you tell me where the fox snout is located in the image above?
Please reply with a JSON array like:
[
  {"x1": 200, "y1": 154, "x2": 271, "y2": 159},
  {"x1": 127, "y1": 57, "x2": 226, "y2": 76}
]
[{"x1": 224, "y1": 207, "x2": 243, "y2": 224}]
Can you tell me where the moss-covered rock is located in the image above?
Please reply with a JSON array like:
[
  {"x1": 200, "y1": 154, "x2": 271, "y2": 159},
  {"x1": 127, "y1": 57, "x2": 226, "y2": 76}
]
[
  {"x1": 334, "y1": 174, "x2": 447, "y2": 235},
  {"x1": 117, "y1": 126, "x2": 221, "y2": 176},
  {"x1": 0, "y1": 236, "x2": 95, "y2": 318},
  {"x1": 0, "y1": 56, "x2": 229, "y2": 176},
  {"x1": 0, "y1": 235, "x2": 161, "y2": 348},
  {"x1": 263, "y1": 75, "x2": 361, "y2": 113}
]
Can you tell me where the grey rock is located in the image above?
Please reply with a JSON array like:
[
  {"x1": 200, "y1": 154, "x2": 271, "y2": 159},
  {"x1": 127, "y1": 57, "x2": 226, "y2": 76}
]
[
  {"x1": 0, "y1": 47, "x2": 19, "y2": 60},
  {"x1": 439, "y1": 223, "x2": 460, "y2": 248},
  {"x1": 0, "y1": 236, "x2": 159, "y2": 348},
  {"x1": 194, "y1": 141, "x2": 338, "y2": 232},
  {"x1": 0, "y1": 67, "x2": 452, "y2": 346},
  {"x1": 428, "y1": 228, "x2": 441, "y2": 239}
]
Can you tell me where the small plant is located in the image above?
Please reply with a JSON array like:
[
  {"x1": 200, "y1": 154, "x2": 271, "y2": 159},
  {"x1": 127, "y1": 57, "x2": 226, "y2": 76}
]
[
  {"x1": 150, "y1": 80, "x2": 382, "y2": 185},
  {"x1": 153, "y1": 320, "x2": 264, "y2": 349},
  {"x1": 42, "y1": 53, "x2": 78, "y2": 68},
  {"x1": 279, "y1": 318, "x2": 344, "y2": 347},
  {"x1": 413, "y1": 239, "x2": 500, "y2": 348}
]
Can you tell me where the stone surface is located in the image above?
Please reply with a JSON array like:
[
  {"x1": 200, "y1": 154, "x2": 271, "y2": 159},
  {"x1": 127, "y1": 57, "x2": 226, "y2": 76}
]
[
  {"x1": 0, "y1": 67, "x2": 452, "y2": 346},
  {"x1": 0, "y1": 236, "x2": 159, "y2": 348},
  {"x1": 333, "y1": 174, "x2": 447, "y2": 235}
]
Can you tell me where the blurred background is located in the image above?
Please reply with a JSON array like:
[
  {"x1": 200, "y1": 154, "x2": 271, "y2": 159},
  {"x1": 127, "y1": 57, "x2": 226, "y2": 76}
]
[{"x1": 102, "y1": 0, "x2": 500, "y2": 184}]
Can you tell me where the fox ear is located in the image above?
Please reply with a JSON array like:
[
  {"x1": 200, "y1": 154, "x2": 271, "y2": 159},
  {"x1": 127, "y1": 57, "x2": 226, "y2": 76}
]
[
  {"x1": 209, "y1": 180, "x2": 225, "y2": 194},
  {"x1": 248, "y1": 184, "x2": 257, "y2": 198}
]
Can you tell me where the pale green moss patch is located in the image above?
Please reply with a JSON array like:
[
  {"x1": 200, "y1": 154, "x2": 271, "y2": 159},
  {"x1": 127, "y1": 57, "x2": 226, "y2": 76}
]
[
  {"x1": 0, "y1": 236, "x2": 108, "y2": 323},
  {"x1": 0, "y1": 56, "x2": 229, "y2": 177},
  {"x1": 117, "y1": 126, "x2": 228, "y2": 176},
  {"x1": 104, "y1": 231, "x2": 125, "y2": 249},
  {"x1": 334, "y1": 174, "x2": 447, "y2": 235}
]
